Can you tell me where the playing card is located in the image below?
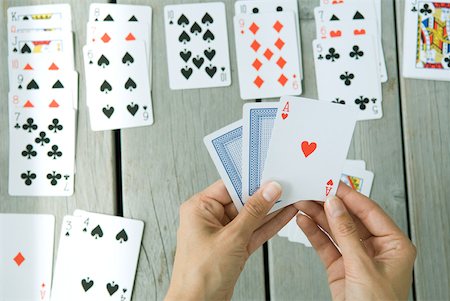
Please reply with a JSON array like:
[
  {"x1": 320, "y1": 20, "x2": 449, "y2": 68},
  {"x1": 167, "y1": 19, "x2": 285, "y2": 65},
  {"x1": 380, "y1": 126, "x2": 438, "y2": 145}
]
[
  {"x1": 9, "y1": 53, "x2": 74, "y2": 75},
  {"x1": 8, "y1": 106, "x2": 76, "y2": 196},
  {"x1": 204, "y1": 120, "x2": 244, "y2": 211},
  {"x1": 241, "y1": 102, "x2": 277, "y2": 203},
  {"x1": 313, "y1": 36, "x2": 383, "y2": 120},
  {"x1": 261, "y1": 97, "x2": 357, "y2": 212},
  {"x1": 9, "y1": 69, "x2": 77, "y2": 92},
  {"x1": 234, "y1": 0, "x2": 303, "y2": 80},
  {"x1": 164, "y1": 2, "x2": 231, "y2": 90},
  {"x1": 0, "y1": 213, "x2": 55, "y2": 301},
  {"x1": 83, "y1": 41, "x2": 154, "y2": 130},
  {"x1": 89, "y1": 3, "x2": 151, "y2": 23},
  {"x1": 314, "y1": 4, "x2": 388, "y2": 82},
  {"x1": 9, "y1": 89, "x2": 75, "y2": 112},
  {"x1": 341, "y1": 166, "x2": 374, "y2": 196},
  {"x1": 403, "y1": 1, "x2": 450, "y2": 81},
  {"x1": 234, "y1": 12, "x2": 302, "y2": 100}
]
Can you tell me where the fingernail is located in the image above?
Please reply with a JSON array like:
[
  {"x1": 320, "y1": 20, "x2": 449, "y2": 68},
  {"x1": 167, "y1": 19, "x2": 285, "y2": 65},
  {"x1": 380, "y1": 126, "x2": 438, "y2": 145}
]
[
  {"x1": 326, "y1": 196, "x2": 346, "y2": 217},
  {"x1": 262, "y1": 181, "x2": 282, "y2": 202}
]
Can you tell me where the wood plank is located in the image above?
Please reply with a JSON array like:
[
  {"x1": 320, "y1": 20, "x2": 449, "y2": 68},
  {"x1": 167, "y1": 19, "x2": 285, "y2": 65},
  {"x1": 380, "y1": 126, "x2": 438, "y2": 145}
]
[
  {"x1": 0, "y1": 0, "x2": 116, "y2": 263},
  {"x1": 269, "y1": 0, "x2": 410, "y2": 300},
  {"x1": 395, "y1": 1, "x2": 450, "y2": 299},
  {"x1": 117, "y1": 0, "x2": 266, "y2": 300}
]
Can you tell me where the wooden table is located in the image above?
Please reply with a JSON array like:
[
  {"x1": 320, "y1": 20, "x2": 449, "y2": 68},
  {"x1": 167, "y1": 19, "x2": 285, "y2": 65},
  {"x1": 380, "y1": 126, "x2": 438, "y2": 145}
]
[{"x1": 1, "y1": 0, "x2": 449, "y2": 300}]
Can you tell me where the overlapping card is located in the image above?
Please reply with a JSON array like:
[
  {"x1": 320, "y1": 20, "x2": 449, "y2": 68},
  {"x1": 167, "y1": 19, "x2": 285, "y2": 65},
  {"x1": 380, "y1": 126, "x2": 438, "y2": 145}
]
[
  {"x1": 7, "y1": 4, "x2": 78, "y2": 196},
  {"x1": 83, "y1": 3, "x2": 154, "y2": 131},
  {"x1": 204, "y1": 97, "x2": 357, "y2": 213}
]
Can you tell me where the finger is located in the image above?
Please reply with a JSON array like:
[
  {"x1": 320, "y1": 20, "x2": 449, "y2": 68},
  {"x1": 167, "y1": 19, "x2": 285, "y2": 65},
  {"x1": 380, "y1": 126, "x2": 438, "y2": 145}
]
[
  {"x1": 296, "y1": 214, "x2": 341, "y2": 269},
  {"x1": 228, "y1": 181, "x2": 281, "y2": 239},
  {"x1": 200, "y1": 180, "x2": 233, "y2": 206},
  {"x1": 324, "y1": 196, "x2": 369, "y2": 262},
  {"x1": 295, "y1": 201, "x2": 331, "y2": 234},
  {"x1": 248, "y1": 205, "x2": 298, "y2": 253},
  {"x1": 337, "y1": 182, "x2": 404, "y2": 237}
]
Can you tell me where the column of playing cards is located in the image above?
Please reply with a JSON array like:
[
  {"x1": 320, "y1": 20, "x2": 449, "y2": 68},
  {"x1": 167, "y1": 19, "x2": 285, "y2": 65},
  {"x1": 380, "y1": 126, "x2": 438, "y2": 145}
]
[
  {"x1": 83, "y1": 3, "x2": 154, "y2": 131},
  {"x1": 313, "y1": 0, "x2": 386, "y2": 121},
  {"x1": 6, "y1": 4, "x2": 78, "y2": 196}
]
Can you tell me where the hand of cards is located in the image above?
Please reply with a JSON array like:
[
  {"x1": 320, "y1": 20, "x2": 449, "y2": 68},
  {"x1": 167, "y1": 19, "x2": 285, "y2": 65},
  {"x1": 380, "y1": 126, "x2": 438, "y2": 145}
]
[
  {"x1": 0, "y1": 212, "x2": 144, "y2": 301},
  {"x1": 7, "y1": 4, "x2": 77, "y2": 196},
  {"x1": 204, "y1": 97, "x2": 358, "y2": 213}
]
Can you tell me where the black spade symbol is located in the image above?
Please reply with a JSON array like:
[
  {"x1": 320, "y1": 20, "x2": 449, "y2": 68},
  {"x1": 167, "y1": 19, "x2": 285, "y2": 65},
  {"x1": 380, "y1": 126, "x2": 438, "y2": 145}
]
[
  {"x1": 104, "y1": 14, "x2": 114, "y2": 21},
  {"x1": 169, "y1": 20, "x2": 173, "y2": 24},
  {"x1": 122, "y1": 52, "x2": 134, "y2": 65},
  {"x1": 100, "y1": 80, "x2": 112, "y2": 93},
  {"x1": 190, "y1": 22, "x2": 202, "y2": 34},
  {"x1": 192, "y1": 56, "x2": 204, "y2": 69},
  {"x1": 202, "y1": 29, "x2": 215, "y2": 42},
  {"x1": 97, "y1": 55, "x2": 110, "y2": 67},
  {"x1": 91, "y1": 225, "x2": 103, "y2": 239},
  {"x1": 178, "y1": 31, "x2": 191, "y2": 43},
  {"x1": 23, "y1": 16, "x2": 29, "y2": 20},
  {"x1": 83, "y1": 227, "x2": 87, "y2": 232},
  {"x1": 65, "y1": 232, "x2": 69, "y2": 236},
  {"x1": 124, "y1": 78, "x2": 137, "y2": 91},
  {"x1": 177, "y1": 14, "x2": 189, "y2": 26},
  {"x1": 276, "y1": 6, "x2": 283, "y2": 12},
  {"x1": 353, "y1": 11, "x2": 365, "y2": 20},
  {"x1": 201, "y1": 12, "x2": 214, "y2": 25},
  {"x1": 330, "y1": 14, "x2": 340, "y2": 21},
  {"x1": 129, "y1": 15, "x2": 138, "y2": 22},
  {"x1": 204, "y1": 48, "x2": 216, "y2": 61},
  {"x1": 106, "y1": 282, "x2": 119, "y2": 296},
  {"x1": 52, "y1": 80, "x2": 64, "y2": 89},
  {"x1": 116, "y1": 229, "x2": 129, "y2": 243},
  {"x1": 18, "y1": 85, "x2": 23, "y2": 89},
  {"x1": 179, "y1": 49, "x2": 192, "y2": 62},
  {"x1": 143, "y1": 106, "x2": 148, "y2": 110},
  {"x1": 13, "y1": 48, "x2": 18, "y2": 52},
  {"x1": 102, "y1": 106, "x2": 114, "y2": 118},
  {"x1": 205, "y1": 65, "x2": 217, "y2": 78},
  {"x1": 127, "y1": 103, "x2": 139, "y2": 116},
  {"x1": 221, "y1": 67, "x2": 225, "y2": 71},
  {"x1": 21, "y1": 44, "x2": 31, "y2": 53},
  {"x1": 81, "y1": 278, "x2": 94, "y2": 292},
  {"x1": 252, "y1": 8, "x2": 259, "y2": 13},
  {"x1": 181, "y1": 67, "x2": 193, "y2": 79},
  {"x1": 26, "y1": 80, "x2": 39, "y2": 90}
]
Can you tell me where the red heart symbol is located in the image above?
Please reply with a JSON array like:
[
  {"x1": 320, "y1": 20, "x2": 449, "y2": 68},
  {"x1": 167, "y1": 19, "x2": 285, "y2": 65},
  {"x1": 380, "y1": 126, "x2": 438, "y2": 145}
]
[
  {"x1": 354, "y1": 29, "x2": 366, "y2": 35},
  {"x1": 330, "y1": 30, "x2": 342, "y2": 37},
  {"x1": 281, "y1": 113, "x2": 288, "y2": 120},
  {"x1": 301, "y1": 141, "x2": 317, "y2": 158}
]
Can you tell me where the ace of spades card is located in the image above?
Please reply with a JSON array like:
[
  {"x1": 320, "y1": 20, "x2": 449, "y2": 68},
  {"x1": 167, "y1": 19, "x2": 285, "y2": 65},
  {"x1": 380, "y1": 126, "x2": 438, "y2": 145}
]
[
  {"x1": 164, "y1": 2, "x2": 231, "y2": 90},
  {"x1": 83, "y1": 41, "x2": 153, "y2": 131},
  {"x1": 313, "y1": 36, "x2": 383, "y2": 120}
]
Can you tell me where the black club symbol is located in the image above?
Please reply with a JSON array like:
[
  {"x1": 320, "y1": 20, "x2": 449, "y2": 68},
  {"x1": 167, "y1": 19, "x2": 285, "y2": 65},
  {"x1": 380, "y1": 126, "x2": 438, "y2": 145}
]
[
  {"x1": 349, "y1": 45, "x2": 364, "y2": 59},
  {"x1": 332, "y1": 98, "x2": 346, "y2": 105},
  {"x1": 22, "y1": 144, "x2": 37, "y2": 159},
  {"x1": 325, "y1": 47, "x2": 340, "y2": 62},
  {"x1": 21, "y1": 171, "x2": 36, "y2": 186},
  {"x1": 48, "y1": 145, "x2": 62, "y2": 159},
  {"x1": 444, "y1": 56, "x2": 450, "y2": 68},
  {"x1": 355, "y1": 96, "x2": 370, "y2": 110},
  {"x1": 48, "y1": 119, "x2": 63, "y2": 133},
  {"x1": 340, "y1": 72, "x2": 355, "y2": 86},
  {"x1": 22, "y1": 118, "x2": 37, "y2": 133},
  {"x1": 35, "y1": 131, "x2": 50, "y2": 146},
  {"x1": 47, "y1": 171, "x2": 62, "y2": 186},
  {"x1": 420, "y1": 4, "x2": 432, "y2": 15}
]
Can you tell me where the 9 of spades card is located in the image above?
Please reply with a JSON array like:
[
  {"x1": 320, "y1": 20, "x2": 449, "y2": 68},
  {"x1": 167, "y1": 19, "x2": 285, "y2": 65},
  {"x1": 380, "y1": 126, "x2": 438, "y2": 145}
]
[{"x1": 164, "y1": 2, "x2": 232, "y2": 90}]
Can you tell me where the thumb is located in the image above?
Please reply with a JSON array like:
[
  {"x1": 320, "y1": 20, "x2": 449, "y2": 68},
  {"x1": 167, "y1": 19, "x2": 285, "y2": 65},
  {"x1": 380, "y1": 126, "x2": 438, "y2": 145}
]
[
  {"x1": 324, "y1": 195, "x2": 368, "y2": 261},
  {"x1": 230, "y1": 181, "x2": 282, "y2": 239}
]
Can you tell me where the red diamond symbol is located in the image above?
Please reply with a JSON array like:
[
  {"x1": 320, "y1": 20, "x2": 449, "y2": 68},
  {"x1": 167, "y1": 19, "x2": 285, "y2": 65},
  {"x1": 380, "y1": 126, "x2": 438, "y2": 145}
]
[
  {"x1": 264, "y1": 48, "x2": 273, "y2": 60},
  {"x1": 249, "y1": 22, "x2": 260, "y2": 35},
  {"x1": 275, "y1": 38, "x2": 285, "y2": 50},
  {"x1": 276, "y1": 57, "x2": 286, "y2": 69},
  {"x1": 273, "y1": 21, "x2": 284, "y2": 32},
  {"x1": 254, "y1": 76, "x2": 264, "y2": 88},
  {"x1": 251, "y1": 40, "x2": 261, "y2": 52},
  {"x1": 278, "y1": 74, "x2": 288, "y2": 86},
  {"x1": 101, "y1": 33, "x2": 111, "y2": 43},
  {"x1": 13, "y1": 252, "x2": 25, "y2": 266},
  {"x1": 252, "y1": 59, "x2": 262, "y2": 71}
]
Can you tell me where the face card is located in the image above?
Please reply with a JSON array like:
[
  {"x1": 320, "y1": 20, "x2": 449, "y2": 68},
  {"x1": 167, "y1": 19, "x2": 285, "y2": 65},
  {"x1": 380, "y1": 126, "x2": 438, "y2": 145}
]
[
  {"x1": 262, "y1": 97, "x2": 357, "y2": 212},
  {"x1": 234, "y1": 0, "x2": 304, "y2": 80},
  {"x1": 164, "y1": 2, "x2": 231, "y2": 90},
  {"x1": 8, "y1": 107, "x2": 76, "y2": 196},
  {"x1": 89, "y1": 3, "x2": 152, "y2": 23},
  {"x1": 83, "y1": 41, "x2": 154, "y2": 131},
  {"x1": 241, "y1": 102, "x2": 277, "y2": 203},
  {"x1": 341, "y1": 166, "x2": 374, "y2": 197},
  {"x1": 403, "y1": 1, "x2": 450, "y2": 81},
  {"x1": 204, "y1": 120, "x2": 244, "y2": 211},
  {"x1": 313, "y1": 36, "x2": 383, "y2": 120},
  {"x1": 314, "y1": 4, "x2": 388, "y2": 82},
  {"x1": 234, "y1": 12, "x2": 302, "y2": 100},
  {"x1": 0, "y1": 214, "x2": 55, "y2": 301}
]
